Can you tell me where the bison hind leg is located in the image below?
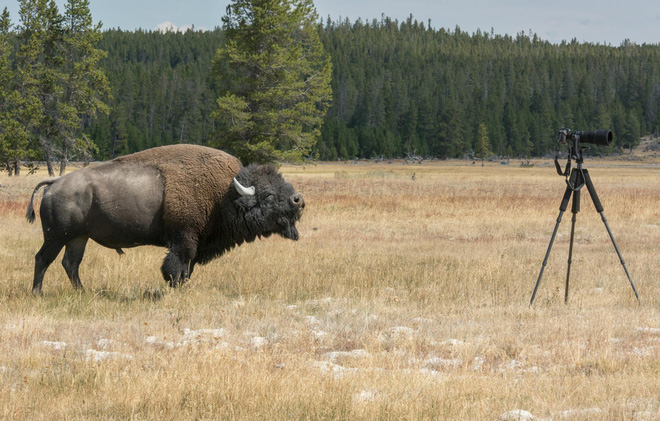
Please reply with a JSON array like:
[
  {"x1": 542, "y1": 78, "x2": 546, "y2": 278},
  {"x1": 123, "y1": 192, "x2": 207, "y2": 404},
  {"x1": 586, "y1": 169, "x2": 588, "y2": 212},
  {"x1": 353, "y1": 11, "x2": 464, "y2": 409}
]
[
  {"x1": 161, "y1": 251, "x2": 195, "y2": 288},
  {"x1": 62, "y1": 237, "x2": 89, "y2": 291},
  {"x1": 32, "y1": 240, "x2": 65, "y2": 296}
]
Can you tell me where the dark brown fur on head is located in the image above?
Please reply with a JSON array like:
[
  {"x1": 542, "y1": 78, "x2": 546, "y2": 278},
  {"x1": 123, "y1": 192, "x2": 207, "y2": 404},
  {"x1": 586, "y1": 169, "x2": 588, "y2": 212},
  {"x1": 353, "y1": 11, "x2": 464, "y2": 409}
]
[{"x1": 233, "y1": 164, "x2": 304, "y2": 241}]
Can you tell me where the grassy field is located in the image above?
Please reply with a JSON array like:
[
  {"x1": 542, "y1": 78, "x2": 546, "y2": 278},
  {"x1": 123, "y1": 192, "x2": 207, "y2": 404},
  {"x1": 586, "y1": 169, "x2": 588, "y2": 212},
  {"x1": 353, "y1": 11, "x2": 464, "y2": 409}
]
[{"x1": 0, "y1": 157, "x2": 659, "y2": 420}]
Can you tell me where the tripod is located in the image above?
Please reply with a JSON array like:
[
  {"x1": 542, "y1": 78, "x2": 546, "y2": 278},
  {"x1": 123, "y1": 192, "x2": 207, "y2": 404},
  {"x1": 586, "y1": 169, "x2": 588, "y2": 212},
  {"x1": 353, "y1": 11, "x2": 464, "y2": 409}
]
[{"x1": 529, "y1": 160, "x2": 641, "y2": 305}]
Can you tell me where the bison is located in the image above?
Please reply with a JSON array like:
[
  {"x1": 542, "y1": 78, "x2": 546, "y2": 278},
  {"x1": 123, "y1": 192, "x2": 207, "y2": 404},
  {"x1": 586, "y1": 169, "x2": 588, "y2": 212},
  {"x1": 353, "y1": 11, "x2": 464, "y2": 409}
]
[{"x1": 25, "y1": 144, "x2": 305, "y2": 295}]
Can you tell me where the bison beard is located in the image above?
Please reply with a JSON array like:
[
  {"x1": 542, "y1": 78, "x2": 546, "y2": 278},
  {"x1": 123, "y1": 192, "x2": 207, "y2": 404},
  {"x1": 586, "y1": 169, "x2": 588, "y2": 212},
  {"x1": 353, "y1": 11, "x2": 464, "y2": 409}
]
[{"x1": 25, "y1": 145, "x2": 304, "y2": 295}]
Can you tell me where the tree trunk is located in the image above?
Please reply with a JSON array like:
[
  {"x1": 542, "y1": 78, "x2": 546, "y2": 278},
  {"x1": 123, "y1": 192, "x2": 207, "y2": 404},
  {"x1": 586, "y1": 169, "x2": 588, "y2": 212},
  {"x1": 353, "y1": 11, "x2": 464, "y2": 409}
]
[
  {"x1": 111, "y1": 135, "x2": 117, "y2": 159},
  {"x1": 59, "y1": 157, "x2": 67, "y2": 176},
  {"x1": 59, "y1": 141, "x2": 68, "y2": 176},
  {"x1": 42, "y1": 140, "x2": 56, "y2": 176},
  {"x1": 13, "y1": 157, "x2": 20, "y2": 176},
  {"x1": 46, "y1": 158, "x2": 54, "y2": 176}
]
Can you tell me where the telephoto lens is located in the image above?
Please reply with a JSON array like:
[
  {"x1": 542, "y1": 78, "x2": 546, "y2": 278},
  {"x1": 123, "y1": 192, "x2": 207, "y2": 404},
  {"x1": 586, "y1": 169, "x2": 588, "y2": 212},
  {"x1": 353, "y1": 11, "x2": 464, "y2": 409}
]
[{"x1": 574, "y1": 130, "x2": 612, "y2": 146}]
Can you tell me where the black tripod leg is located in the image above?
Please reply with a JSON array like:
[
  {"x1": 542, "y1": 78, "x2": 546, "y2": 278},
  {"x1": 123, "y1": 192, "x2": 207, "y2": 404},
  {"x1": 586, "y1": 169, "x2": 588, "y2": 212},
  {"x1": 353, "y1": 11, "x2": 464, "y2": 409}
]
[
  {"x1": 530, "y1": 184, "x2": 573, "y2": 305},
  {"x1": 564, "y1": 189, "x2": 580, "y2": 303},
  {"x1": 584, "y1": 170, "x2": 641, "y2": 304}
]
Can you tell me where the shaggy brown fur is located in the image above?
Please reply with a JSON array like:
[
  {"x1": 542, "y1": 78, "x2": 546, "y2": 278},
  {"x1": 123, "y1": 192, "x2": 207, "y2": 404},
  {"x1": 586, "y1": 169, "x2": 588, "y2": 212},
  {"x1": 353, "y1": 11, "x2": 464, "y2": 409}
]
[{"x1": 116, "y1": 144, "x2": 242, "y2": 236}]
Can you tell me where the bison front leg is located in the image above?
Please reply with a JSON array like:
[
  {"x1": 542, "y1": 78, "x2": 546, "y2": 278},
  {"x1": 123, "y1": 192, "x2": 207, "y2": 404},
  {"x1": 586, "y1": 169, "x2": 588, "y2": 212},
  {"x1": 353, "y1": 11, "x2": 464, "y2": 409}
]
[{"x1": 161, "y1": 241, "x2": 197, "y2": 287}]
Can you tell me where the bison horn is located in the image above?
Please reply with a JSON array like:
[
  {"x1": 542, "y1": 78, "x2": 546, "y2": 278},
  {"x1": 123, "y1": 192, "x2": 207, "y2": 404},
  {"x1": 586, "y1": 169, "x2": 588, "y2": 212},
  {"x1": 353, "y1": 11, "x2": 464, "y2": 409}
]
[{"x1": 233, "y1": 177, "x2": 255, "y2": 196}]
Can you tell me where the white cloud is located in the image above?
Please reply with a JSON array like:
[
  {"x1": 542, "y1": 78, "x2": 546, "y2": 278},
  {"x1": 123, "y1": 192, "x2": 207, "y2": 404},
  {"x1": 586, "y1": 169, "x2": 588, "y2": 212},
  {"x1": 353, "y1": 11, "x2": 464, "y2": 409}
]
[
  {"x1": 155, "y1": 21, "x2": 177, "y2": 32},
  {"x1": 154, "y1": 21, "x2": 206, "y2": 33}
]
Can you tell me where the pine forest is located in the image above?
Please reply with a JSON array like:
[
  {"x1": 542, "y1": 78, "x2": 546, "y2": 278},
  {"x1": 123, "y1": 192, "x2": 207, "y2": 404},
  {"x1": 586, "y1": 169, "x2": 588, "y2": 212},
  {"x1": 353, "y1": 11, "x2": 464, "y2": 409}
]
[{"x1": 7, "y1": 15, "x2": 660, "y2": 162}]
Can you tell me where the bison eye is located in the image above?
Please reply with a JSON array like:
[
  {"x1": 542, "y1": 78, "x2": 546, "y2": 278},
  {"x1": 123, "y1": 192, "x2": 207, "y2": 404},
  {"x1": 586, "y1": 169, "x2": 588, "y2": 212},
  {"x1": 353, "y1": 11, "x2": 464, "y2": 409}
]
[{"x1": 260, "y1": 192, "x2": 275, "y2": 202}]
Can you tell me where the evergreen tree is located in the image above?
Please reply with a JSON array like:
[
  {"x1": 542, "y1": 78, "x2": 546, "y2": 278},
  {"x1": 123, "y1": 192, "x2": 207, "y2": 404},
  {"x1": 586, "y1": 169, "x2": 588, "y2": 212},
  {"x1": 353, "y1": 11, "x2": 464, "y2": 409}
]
[
  {"x1": 619, "y1": 110, "x2": 641, "y2": 154},
  {"x1": 9, "y1": 0, "x2": 47, "y2": 175},
  {"x1": 440, "y1": 101, "x2": 467, "y2": 157},
  {"x1": 211, "y1": 0, "x2": 332, "y2": 163},
  {"x1": 475, "y1": 123, "x2": 491, "y2": 166},
  {"x1": 37, "y1": 0, "x2": 64, "y2": 175},
  {"x1": 56, "y1": 0, "x2": 110, "y2": 174},
  {"x1": 0, "y1": 8, "x2": 16, "y2": 173},
  {"x1": 2, "y1": 0, "x2": 107, "y2": 175}
]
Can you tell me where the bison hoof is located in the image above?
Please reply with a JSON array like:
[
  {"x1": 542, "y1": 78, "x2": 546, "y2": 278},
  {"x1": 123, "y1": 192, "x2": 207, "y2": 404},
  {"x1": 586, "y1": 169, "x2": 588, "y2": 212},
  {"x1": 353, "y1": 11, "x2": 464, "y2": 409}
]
[{"x1": 166, "y1": 277, "x2": 187, "y2": 288}]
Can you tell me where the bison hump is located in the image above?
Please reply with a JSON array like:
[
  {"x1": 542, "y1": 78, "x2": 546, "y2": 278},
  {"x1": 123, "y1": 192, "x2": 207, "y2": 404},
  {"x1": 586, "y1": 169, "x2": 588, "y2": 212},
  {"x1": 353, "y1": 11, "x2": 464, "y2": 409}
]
[{"x1": 117, "y1": 145, "x2": 242, "y2": 233}]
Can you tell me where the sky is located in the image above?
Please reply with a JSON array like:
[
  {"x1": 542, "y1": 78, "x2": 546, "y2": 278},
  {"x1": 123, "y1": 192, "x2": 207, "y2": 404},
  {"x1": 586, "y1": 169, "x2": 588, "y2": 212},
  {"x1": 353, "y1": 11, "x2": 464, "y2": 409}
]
[{"x1": 3, "y1": 0, "x2": 660, "y2": 45}]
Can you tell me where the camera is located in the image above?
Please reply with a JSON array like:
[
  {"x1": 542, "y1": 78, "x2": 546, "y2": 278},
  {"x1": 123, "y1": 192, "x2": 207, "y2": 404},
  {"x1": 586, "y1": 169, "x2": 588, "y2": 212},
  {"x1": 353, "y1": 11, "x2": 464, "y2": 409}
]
[
  {"x1": 558, "y1": 128, "x2": 612, "y2": 146},
  {"x1": 555, "y1": 128, "x2": 612, "y2": 177}
]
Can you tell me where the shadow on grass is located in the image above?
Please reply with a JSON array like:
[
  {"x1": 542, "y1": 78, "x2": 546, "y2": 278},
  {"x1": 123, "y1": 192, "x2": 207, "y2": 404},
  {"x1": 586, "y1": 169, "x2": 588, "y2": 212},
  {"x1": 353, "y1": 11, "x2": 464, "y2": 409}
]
[
  {"x1": 92, "y1": 286, "x2": 168, "y2": 303},
  {"x1": 17, "y1": 285, "x2": 170, "y2": 309}
]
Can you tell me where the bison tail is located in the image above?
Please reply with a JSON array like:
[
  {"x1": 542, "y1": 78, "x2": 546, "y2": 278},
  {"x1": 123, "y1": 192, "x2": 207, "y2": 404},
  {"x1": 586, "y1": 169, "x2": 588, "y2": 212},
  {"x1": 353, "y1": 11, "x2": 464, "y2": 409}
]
[{"x1": 26, "y1": 180, "x2": 56, "y2": 224}]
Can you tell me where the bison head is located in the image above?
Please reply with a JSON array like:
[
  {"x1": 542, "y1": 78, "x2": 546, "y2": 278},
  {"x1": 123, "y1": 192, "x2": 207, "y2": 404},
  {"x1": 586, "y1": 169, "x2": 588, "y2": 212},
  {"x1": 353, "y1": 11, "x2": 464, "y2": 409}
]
[{"x1": 233, "y1": 164, "x2": 304, "y2": 241}]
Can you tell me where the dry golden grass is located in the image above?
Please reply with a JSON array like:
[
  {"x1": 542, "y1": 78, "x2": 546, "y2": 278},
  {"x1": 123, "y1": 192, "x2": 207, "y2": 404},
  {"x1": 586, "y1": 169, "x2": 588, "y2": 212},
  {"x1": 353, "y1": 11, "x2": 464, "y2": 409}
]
[{"x1": 1, "y1": 158, "x2": 659, "y2": 420}]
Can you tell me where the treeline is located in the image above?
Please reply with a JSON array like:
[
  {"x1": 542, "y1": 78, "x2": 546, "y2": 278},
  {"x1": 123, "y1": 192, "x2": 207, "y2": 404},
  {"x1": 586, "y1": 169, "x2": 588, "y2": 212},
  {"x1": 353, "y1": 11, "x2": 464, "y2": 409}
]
[
  {"x1": 317, "y1": 17, "x2": 659, "y2": 159},
  {"x1": 86, "y1": 18, "x2": 660, "y2": 160}
]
